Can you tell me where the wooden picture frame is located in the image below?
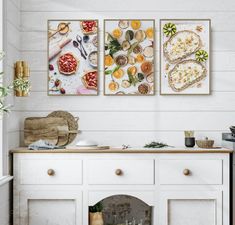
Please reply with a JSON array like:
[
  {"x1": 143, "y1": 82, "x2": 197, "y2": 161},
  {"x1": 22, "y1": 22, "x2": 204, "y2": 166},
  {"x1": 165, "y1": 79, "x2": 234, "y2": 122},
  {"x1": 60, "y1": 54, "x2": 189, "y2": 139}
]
[
  {"x1": 160, "y1": 19, "x2": 211, "y2": 95},
  {"x1": 47, "y1": 19, "x2": 99, "y2": 96},
  {"x1": 104, "y1": 19, "x2": 155, "y2": 96}
]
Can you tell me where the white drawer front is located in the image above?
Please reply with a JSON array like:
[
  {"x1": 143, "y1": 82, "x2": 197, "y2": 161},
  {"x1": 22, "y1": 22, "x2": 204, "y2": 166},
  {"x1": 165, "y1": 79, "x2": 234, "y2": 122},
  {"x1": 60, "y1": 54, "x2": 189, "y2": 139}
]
[
  {"x1": 159, "y1": 159, "x2": 222, "y2": 185},
  {"x1": 20, "y1": 159, "x2": 82, "y2": 185},
  {"x1": 87, "y1": 159, "x2": 154, "y2": 185}
]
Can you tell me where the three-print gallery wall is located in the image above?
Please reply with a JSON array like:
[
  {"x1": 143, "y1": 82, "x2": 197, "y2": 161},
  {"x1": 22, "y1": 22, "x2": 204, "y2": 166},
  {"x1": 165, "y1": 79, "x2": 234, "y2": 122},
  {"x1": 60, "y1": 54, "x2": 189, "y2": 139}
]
[{"x1": 8, "y1": 0, "x2": 235, "y2": 149}]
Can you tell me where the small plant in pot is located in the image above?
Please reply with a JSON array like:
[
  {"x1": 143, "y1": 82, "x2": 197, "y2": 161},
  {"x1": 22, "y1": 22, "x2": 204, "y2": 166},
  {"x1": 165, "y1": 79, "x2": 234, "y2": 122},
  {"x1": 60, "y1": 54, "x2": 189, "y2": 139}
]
[
  {"x1": 13, "y1": 77, "x2": 30, "y2": 97},
  {"x1": 89, "y1": 202, "x2": 104, "y2": 225},
  {"x1": 184, "y1": 130, "x2": 195, "y2": 147}
]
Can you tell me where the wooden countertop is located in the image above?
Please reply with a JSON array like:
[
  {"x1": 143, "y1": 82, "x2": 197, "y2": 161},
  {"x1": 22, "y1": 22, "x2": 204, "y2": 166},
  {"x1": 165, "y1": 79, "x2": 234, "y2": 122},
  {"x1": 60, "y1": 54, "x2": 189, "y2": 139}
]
[{"x1": 10, "y1": 147, "x2": 233, "y2": 153}]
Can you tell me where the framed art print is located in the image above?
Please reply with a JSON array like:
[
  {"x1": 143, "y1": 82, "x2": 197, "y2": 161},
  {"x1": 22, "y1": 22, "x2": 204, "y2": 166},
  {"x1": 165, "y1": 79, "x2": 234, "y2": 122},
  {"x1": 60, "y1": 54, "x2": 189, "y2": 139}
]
[
  {"x1": 48, "y1": 20, "x2": 98, "y2": 96},
  {"x1": 104, "y1": 19, "x2": 155, "y2": 95},
  {"x1": 160, "y1": 19, "x2": 211, "y2": 95}
]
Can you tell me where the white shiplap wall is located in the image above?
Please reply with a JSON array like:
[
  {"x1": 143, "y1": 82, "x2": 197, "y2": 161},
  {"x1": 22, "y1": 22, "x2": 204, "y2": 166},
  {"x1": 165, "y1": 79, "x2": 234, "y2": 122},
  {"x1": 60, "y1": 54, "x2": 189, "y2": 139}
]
[
  {"x1": 0, "y1": 1, "x2": 20, "y2": 224},
  {"x1": 4, "y1": 0, "x2": 20, "y2": 161},
  {"x1": 15, "y1": 0, "x2": 235, "y2": 147}
]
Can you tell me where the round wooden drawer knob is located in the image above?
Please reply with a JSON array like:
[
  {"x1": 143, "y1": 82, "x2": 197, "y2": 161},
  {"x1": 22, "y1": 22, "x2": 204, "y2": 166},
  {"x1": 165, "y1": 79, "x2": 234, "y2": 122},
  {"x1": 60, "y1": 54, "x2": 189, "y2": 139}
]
[
  {"x1": 47, "y1": 169, "x2": 55, "y2": 176},
  {"x1": 115, "y1": 169, "x2": 123, "y2": 176},
  {"x1": 183, "y1": 169, "x2": 190, "y2": 176}
]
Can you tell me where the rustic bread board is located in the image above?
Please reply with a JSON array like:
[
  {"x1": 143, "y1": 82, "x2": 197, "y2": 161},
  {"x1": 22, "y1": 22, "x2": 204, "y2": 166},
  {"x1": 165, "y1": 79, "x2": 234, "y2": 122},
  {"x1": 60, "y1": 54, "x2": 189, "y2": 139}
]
[{"x1": 24, "y1": 117, "x2": 69, "y2": 146}]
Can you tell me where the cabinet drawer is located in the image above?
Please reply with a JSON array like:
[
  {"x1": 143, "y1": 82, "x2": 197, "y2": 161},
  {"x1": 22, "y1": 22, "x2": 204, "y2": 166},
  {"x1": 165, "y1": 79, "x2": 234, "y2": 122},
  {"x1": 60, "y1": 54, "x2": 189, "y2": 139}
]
[
  {"x1": 159, "y1": 159, "x2": 222, "y2": 185},
  {"x1": 20, "y1": 159, "x2": 82, "y2": 185},
  {"x1": 87, "y1": 159, "x2": 154, "y2": 185}
]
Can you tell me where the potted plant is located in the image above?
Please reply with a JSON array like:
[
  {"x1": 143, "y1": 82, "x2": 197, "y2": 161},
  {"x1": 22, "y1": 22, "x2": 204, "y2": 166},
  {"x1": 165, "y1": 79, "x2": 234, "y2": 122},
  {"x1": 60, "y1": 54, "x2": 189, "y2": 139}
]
[
  {"x1": 89, "y1": 202, "x2": 104, "y2": 225},
  {"x1": 13, "y1": 77, "x2": 30, "y2": 97},
  {"x1": 0, "y1": 52, "x2": 12, "y2": 114}
]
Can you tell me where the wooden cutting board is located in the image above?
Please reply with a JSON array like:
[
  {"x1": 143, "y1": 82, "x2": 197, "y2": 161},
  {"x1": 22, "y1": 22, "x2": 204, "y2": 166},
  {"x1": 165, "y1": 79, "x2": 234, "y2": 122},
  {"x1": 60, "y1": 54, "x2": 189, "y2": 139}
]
[
  {"x1": 24, "y1": 117, "x2": 69, "y2": 146},
  {"x1": 66, "y1": 145, "x2": 110, "y2": 150}
]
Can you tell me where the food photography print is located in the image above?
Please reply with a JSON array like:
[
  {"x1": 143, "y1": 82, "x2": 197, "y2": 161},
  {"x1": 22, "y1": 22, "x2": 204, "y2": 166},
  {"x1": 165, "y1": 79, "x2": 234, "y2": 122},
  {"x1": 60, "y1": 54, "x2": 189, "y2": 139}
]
[
  {"x1": 104, "y1": 19, "x2": 155, "y2": 95},
  {"x1": 160, "y1": 19, "x2": 211, "y2": 95},
  {"x1": 48, "y1": 20, "x2": 99, "y2": 96}
]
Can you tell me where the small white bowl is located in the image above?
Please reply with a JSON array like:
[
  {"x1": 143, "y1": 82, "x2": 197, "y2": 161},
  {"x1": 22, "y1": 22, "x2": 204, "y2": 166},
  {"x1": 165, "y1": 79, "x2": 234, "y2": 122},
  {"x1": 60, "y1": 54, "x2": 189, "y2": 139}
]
[
  {"x1": 76, "y1": 139, "x2": 98, "y2": 147},
  {"x1": 88, "y1": 51, "x2": 98, "y2": 68}
]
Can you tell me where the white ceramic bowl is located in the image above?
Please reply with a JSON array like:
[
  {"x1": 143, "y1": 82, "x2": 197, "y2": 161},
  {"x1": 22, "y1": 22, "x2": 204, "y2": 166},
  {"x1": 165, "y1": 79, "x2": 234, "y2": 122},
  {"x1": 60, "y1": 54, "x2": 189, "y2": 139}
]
[{"x1": 76, "y1": 139, "x2": 98, "y2": 147}]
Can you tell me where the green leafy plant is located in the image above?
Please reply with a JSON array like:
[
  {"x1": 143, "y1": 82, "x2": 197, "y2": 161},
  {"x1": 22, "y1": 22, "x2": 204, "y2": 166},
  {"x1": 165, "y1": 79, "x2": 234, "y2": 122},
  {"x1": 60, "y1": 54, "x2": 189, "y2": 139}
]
[
  {"x1": 13, "y1": 78, "x2": 30, "y2": 92},
  {"x1": 0, "y1": 52, "x2": 12, "y2": 114},
  {"x1": 89, "y1": 202, "x2": 103, "y2": 213},
  {"x1": 144, "y1": 141, "x2": 170, "y2": 148}
]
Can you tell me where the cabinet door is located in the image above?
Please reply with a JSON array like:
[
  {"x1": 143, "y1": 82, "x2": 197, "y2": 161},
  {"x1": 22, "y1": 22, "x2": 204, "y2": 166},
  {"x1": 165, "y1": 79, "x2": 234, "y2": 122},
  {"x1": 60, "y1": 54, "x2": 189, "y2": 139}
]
[
  {"x1": 19, "y1": 190, "x2": 82, "y2": 225},
  {"x1": 159, "y1": 191, "x2": 222, "y2": 225}
]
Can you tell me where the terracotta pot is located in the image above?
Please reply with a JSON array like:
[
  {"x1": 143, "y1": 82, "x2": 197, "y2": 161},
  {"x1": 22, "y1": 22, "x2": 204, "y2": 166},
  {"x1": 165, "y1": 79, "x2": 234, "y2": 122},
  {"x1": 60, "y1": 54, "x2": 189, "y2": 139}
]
[{"x1": 89, "y1": 212, "x2": 104, "y2": 225}]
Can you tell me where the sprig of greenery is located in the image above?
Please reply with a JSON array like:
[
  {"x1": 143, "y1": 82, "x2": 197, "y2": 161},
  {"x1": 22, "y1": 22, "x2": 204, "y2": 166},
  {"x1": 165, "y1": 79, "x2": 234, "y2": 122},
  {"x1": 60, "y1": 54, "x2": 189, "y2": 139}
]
[
  {"x1": 13, "y1": 78, "x2": 30, "y2": 91},
  {"x1": 106, "y1": 33, "x2": 122, "y2": 57},
  {"x1": 144, "y1": 141, "x2": 170, "y2": 148},
  {"x1": 0, "y1": 52, "x2": 12, "y2": 114}
]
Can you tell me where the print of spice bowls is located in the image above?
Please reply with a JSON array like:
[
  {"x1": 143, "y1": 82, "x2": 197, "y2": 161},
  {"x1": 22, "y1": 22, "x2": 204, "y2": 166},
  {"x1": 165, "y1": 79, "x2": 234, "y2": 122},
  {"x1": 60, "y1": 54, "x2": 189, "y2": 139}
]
[
  {"x1": 160, "y1": 19, "x2": 211, "y2": 95},
  {"x1": 104, "y1": 20, "x2": 155, "y2": 95},
  {"x1": 48, "y1": 20, "x2": 98, "y2": 96}
]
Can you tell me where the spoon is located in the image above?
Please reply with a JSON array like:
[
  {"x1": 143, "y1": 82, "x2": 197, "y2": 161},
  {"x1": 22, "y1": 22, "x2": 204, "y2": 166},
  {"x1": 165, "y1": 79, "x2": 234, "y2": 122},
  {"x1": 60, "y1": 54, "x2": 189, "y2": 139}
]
[
  {"x1": 76, "y1": 35, "x2": 88, "y2": 56},
  {"x1": 73, "y1": 40, "x2": 86, "y2": 60}
]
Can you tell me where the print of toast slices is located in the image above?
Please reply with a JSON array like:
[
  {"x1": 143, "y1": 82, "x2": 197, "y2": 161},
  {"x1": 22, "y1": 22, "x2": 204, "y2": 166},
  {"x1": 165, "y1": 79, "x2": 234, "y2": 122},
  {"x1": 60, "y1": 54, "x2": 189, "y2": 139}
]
[
  {"x1": 163, "y1": 30, "x2": 202, "y2": 64},
  {"x1": 168, "y1": 59, "x2": 207, "y2": 92}
]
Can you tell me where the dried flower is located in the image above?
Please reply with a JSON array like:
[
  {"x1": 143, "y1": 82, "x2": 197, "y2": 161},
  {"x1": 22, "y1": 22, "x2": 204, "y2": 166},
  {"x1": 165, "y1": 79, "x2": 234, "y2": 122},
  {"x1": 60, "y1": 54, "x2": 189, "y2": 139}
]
[
  {"x1": 184, "y1": 131, "x2": 195, "y2": 138},
  {"x1": 196, "y1": 26, "x2": 203, "y2": 32}
]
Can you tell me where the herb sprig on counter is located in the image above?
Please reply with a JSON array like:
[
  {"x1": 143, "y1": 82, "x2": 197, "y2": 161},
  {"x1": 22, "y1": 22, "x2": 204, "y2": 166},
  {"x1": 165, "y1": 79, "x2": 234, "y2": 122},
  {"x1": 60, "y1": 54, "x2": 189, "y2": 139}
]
[{"x1": 144, "y1": 141, "x2": 170, "y2": 148}]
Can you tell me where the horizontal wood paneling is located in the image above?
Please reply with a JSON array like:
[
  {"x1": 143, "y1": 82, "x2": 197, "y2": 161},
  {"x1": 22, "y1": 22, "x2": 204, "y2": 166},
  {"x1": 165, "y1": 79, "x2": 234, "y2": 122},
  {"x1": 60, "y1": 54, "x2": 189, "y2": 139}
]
[
  {"x1": 5, "y1": 0, "x2": 21, "y2": 165},
  {"x1": 7, "y1": 131, "x2": 20, "y2": 150},
  {"x1": 9, "y1": 0, "x2": 20, "y2": 10},
  {"x1": 7, "y1": 22, "x2": 20, "y2": 51},
  {"x1": 9, "y1": 110, "x2": 234, "y2": 132},
  {"x1": 13, "y1": 91, "x2": 235, "y2": 111},
  {"x1": 20, "y1": 0, "x2": 235, "y2": 12},
  {"x1": 6, "y1": 0, "x2": 20, "y2": 29},
  {"x1": 15, "y1": 0, "x2": 235, "y2": 148},
  {"x1": 6, "y1": 43, "x2": 20, "y2": 69},
  {"x1": 21, "y1": 11, "x2": 235, "y2": 32},
  {"x1": 2, "y1": 0, "x2": 20, "y2": 220}
]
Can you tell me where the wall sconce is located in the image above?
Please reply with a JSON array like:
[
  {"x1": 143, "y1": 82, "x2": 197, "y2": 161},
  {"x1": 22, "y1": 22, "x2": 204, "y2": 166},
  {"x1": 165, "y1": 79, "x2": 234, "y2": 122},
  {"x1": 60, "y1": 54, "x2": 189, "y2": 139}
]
[{"x1": 13, "y1": 61, "x2": 31, "y2": 97}]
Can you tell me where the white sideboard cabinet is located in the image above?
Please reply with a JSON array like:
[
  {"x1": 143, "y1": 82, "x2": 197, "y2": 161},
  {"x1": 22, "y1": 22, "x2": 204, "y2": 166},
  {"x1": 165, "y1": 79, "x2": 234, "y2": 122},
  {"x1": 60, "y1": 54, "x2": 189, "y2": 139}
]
[{"x1": 12, "y1": 148, "x2": 231, "y2": 225}]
